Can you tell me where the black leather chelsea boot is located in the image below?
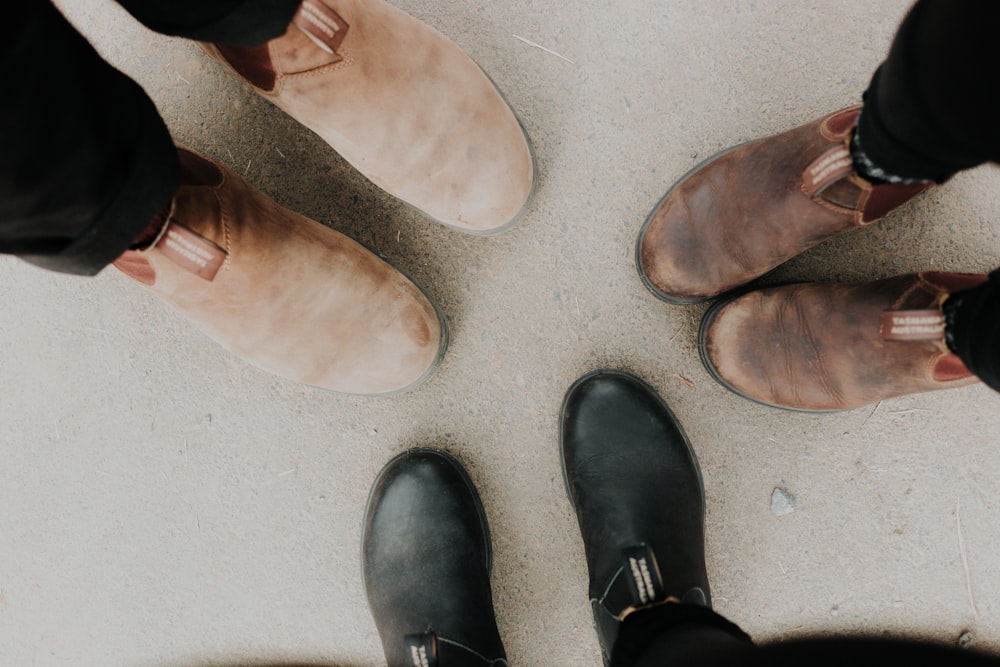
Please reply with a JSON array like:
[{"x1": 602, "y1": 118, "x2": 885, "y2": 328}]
[
  {"x1": 560, "y1": 370, "x2": 711, "y2": 666},
  {"x1": 363, "y1": 448, "x2": 507, "y2": 667}
]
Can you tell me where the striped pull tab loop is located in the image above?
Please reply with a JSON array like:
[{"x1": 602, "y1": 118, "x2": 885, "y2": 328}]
[
  {"x1": 622, "y1": 544, "x2": 666, "y2": 607},
  {"x1": 293, "y1": 0, "x2": 350, "y2": 57},
  {"x1": 881, "y1": 309, "x2": 945, "y2": 342},
  {"x1": 404, "y1": 632, "x2": 439, "y2": 667}
]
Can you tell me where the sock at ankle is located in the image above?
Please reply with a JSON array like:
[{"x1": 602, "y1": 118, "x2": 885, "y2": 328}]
[
  {"x1": 942, "y1": 292, "x2": 964, "y2": 355},
  {"x1": 131, "y1": 199, "x2": 172, "y2": 248},
  {"x1": 849, "y1": 127, "x2": 933, "y2": 186}
]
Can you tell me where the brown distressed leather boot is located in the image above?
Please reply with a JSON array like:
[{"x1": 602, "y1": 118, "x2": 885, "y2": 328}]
[
  {"x1": 201, "y1": 0, "x2": 536, "y2": 234},
  {"x1": 637, "y1": 107, "x2": 931, "y2": 304},
  {"x1": 113, "y1": 147, "x2": 446, "y2": 395},
  {"x1": 698, "y1": 272, "x2": 987, "y2": 411}
]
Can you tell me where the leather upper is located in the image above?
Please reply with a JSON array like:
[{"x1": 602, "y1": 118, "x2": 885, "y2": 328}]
[
  {"x1": 638, "y1": 107, "x2": 930, "y2": 303},
  {"x1": 204, "y1": 0, "x2": 536, "y2": 233},
  {"x1": 114, "y1": 147, "x2": 445, "y2": 395},
  {"x1": 363, "y1": 449, "x2": 506, "y2": 667},
  {"x1": 560, "y1": 370, "x2": 710, "y2": 664},
  {"x1": 699, "y1": 272, "x2": 987, "y2": 411}
]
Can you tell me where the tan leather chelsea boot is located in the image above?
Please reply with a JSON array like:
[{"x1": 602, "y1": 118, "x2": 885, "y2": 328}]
[
  {"x1": 201, "y1": 0, "x2": 536, "y2": 234},
  {"x1": 637, "y1": 107, "x2": 930, "y2": 304},
  {"x1": 113, "y1": 147, "x2": 446, "y2": 395},
  {"x1": 698, "y1": 272, "x2": 987, "y2": 411}
]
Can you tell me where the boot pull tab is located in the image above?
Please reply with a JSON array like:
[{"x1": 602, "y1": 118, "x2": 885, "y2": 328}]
[
  {"x1": 622, "y1": 544, "x2": 666, "y2": 607},
  {"x1": 881, "y1": 309, "x2": 944, "y2": 342},
  {"x1": 404, "y1": 632, "x2": 439, "y2": 667},
  {"x1": 293, "y1": 0, "x2": 350, "y2": 58},
  {"x1": 148, "y1": 220, "x2": 227, "y2": 282},
  {"x1": 801, "y1": 144, "x2": 854, "y2": 198}
]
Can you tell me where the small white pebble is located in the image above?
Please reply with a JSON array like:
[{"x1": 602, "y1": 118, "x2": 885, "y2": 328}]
[{"x1": 771, "y1": 488, "x2": 797, "y2": 516}]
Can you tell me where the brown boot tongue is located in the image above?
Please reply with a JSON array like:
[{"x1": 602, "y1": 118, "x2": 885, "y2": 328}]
[{"x1": 881, "y1": 310, "x2": 945, "y2": 342}]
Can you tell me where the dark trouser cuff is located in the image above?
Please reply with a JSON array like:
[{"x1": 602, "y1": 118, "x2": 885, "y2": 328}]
[
  {"x1": 856, "y1": 68, "x2": 962, "y2": 185},
  {"x1": 943, "y1": 269, "x2": 1000, "y2": 393},
  {"x1": 609, "y1": 602, "x2": 752, "y2": 667},
  {"x1": 849, "y1": 117, "x2": 931, "y2": 186},
  {"x1": 115, "y1": 0, "x2": 301, "y2": 47},
  {"x1": 855, "y1": 1, "x2": 1000, "y2": 184},
  {"x1": 19, "y1": 96, "x2": 179, "y2": 276}
]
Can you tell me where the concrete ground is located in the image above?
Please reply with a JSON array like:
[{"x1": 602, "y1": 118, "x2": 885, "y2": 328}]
[{"x1": 3, "y1": 1, "x2": 1000, "y2": 665}]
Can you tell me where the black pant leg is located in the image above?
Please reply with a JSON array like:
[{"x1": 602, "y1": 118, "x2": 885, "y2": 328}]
[
  {"x1": 946, "y1": 271, "x2": 1000, "y2": 392},
  {"x1": 114, "y1": 0, "x2": 300, "y2": 47},
  {"x1": 628, "y1": 623, "x2": 752, "y2": 667},
  {"x1": 695, "y1": 638, "x2": 999, "y2": 667},
  {"x1": 1, "y1": 2, "x2": 178, "y2": 276},
  {"x1": 609, "y1": 603, "x2": 752, "y2": 667},
  {"x1": 624, "y1": 617, "x2": 1000, "y2": 667},
  {"x1": 853, "y1": 1, "x2": 1000, "y2": 393},
  {"x1": 856, "y1": 0, "x2": 1000, "y2": 182},
  {"x1": 3, "y1": 0, "x2": 300, "y2": 276}
]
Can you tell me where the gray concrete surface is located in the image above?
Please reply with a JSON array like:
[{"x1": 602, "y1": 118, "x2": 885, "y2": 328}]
[{"x1": 3, "y1": 1, "x2": 1000, "y2": 665}]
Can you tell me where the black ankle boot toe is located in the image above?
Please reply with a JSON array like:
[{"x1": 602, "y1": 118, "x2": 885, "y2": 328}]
[
  {"x1": 560, "y1": 370, "x2": 711, "y2": 664},
  {"x1": 363, "y1": 448, "x2": 506, "y2": 667}
]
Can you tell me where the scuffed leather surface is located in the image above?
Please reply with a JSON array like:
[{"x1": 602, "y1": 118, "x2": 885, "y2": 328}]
[
  {"x1": 639, "y1": 107, "x2": 929, "y2": 301},
  {"x1": 363, "y1": 450, "x2": 505, "y2": 667},
  {"x1": 701, "y1": 272, "x2": 984, "y2": 411},
  {"x1": 204, "y1": 0, "x2": 534, "y2": 232},
  {"x1": 114, "y1": 147, "x2": 444, "y2": 395}
]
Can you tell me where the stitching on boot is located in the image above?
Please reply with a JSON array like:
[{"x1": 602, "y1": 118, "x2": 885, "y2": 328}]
[
  {"x1": 596, "y1": 565, "x2": 624, "y2": 605},
  {"x1": 930, "y1": 352, "x2": 974, "y2": 383},
  {"x1": 925, "y1": 351, "x2": 942, "y2": 382},
  {"x1": 218, "y1": 194, "x2": 233, "y2": 272},
  {"x1": 809, "y1": 195, "x2": 856, "y2": 216},
  {"x1": 211, "y1": 168, "x2": 233, "y2": 271},
  {"x1": 270, "y1": 42, "x2": 285, "y2": 96},
  {"x1": 285, "y1": 50, "x2": 356, "y2": 80},
  {"x1": 914, "y1": 274, "x2": 952, "y2": 311},
  {"x1": 853, "y1": 185, "x2": 871, "y2": 225},
  {"x1": 819, "y1": 106, "x2": 861, "y2": 141},
  {"x1": 890, "y1": 280, "x2": 923, "y2": 311}
]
